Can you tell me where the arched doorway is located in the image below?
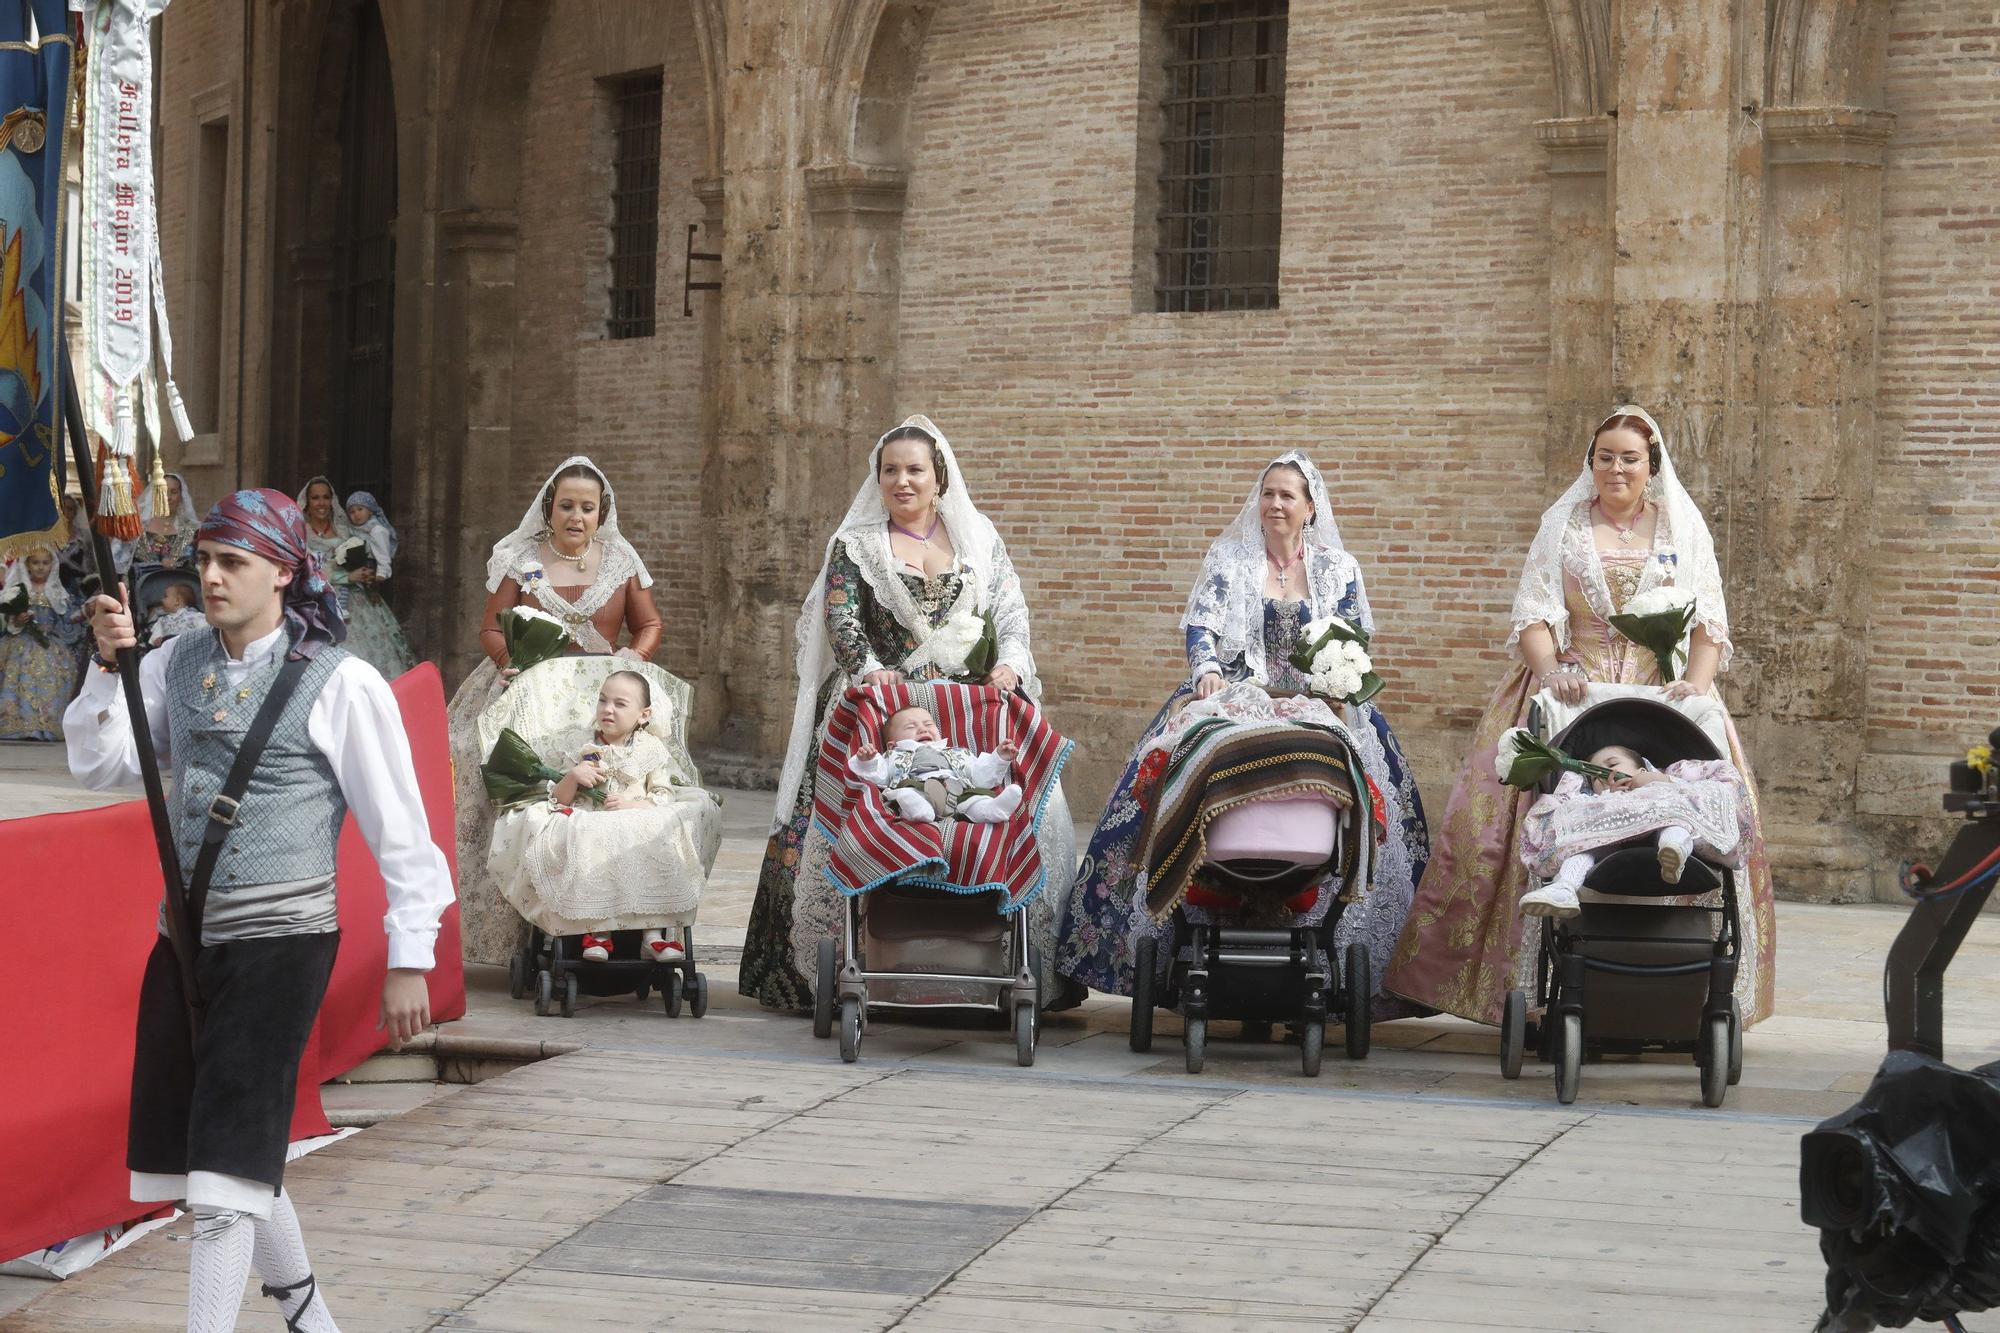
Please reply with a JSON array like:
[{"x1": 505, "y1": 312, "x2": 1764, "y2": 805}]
[{"x1": 327, "y1": 0, "x2": 396, "y2": 507}]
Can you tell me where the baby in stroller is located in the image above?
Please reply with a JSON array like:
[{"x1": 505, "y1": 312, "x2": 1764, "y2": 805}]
[
  {"x1": 1517, "y1": 743, "x2": 1750, "y2": 919},
  {"x1": 482, "y1": 657, "x2": 722, "y2": 1016},
  {"x1": 146, "y1": 583, "x2": 207, "y2": 647},
  {"x1": 847, "y1": 704, "x2": 1023, "y2": 825}
]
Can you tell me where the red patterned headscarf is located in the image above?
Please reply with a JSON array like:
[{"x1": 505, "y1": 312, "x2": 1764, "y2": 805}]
[{"x1": 195, "y1": 488, "x2": 347, "y2": 659}]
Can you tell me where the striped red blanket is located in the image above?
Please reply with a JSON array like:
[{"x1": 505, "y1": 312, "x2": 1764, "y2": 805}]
[{"x1": 813, "y1": 682, "x2": 1074, "y2": 913}]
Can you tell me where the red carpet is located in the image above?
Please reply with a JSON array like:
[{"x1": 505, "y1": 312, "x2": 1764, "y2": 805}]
[{"x1": 0, "y1": 662, "x2": 464, "y2": 1262}]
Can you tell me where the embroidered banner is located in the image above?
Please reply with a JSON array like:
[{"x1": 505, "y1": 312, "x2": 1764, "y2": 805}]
[{"x1": 0, "y1": 0, "x2": 72, "y2": 557}]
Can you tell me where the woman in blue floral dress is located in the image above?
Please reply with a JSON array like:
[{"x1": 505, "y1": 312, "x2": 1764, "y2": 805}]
[
  {"x1": 1054, "y1": 453, "x2": 1431, "y2": 1014},
  {"x1": 0, "y1": 546, "x2": 87, "y2": 740}
]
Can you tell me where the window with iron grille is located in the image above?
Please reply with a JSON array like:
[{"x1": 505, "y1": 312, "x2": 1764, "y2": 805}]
[
  {"x1": 606, "y1": 71, "x2": 663, "y2": 339},
  {"x1": 1155, "y1": 0, "x2": 1286, "y2": 313}
]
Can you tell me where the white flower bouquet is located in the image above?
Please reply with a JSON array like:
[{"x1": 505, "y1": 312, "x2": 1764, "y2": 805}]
[
  {"x1": 1288, "y1": 615, "x2": 1384, "y2": 705},
  {"x1": 927, "y1": 607, "x2": 998, "y2": 683},
  {"x1": 0, "y1": 583, "x2": 46, "y2": 644},
  {"x1": 328, "y1": 536, "x2": 375, "y2": 576},
  {"x1": 1607, "y1": 586, "x2": 1698, "y2": 682},
  {"x1": 498, "y1": 604, "x2": 574, "y2": 673},
  {"x1": 1492, "y1": 727, "x2": 1615, "y2": 790}
]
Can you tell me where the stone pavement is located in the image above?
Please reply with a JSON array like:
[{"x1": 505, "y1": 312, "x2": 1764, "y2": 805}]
[{"x1": 5, "y1": 747, "x2": 1999, "y2": 1330}]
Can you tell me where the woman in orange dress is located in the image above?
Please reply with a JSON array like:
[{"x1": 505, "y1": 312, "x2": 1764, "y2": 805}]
[
  {"x1": 445, "y1": 456, "x2": 664, "y2": 963},
  {"x1": 1383, "y1": 406, "x2": 1776, "y2": 1028}
]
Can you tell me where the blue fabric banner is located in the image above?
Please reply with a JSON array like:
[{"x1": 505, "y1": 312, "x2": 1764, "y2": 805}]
[{"x1": 0, "y1": 0, "x2": 70, "y2": 556}]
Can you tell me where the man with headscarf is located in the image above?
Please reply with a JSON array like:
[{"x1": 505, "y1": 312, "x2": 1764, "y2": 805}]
[{"x1": 64, "y1": 487, "x2": 454, "y2": 1333}]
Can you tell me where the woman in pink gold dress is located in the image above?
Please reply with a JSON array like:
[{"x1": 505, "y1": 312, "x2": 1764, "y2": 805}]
[{"x1": 1382, "y1": 405, "x2": 1776, "y2": 1028}]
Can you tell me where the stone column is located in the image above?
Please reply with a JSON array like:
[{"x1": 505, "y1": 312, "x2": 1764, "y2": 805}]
[
  {"x1": 418, "y1": 207, "x2": 520, "y2": 681},
  {"x1": 1535, "y1": 115, "x2": 1614, "y2": 488},
  {"x1": 1744, "y1": 107, "x2": 1895, "y2": 901},
  {"x1": 703, "y1": 3, "x2": 829, "y2": 761},
  {"x1": 1607, "y1": 0, "x2": 1755, "y2": 493}
]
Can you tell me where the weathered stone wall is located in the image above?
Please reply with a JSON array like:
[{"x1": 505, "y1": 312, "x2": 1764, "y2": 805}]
[{"x1": 893, "y1": 0, "x2": 1557, "y2": 806}]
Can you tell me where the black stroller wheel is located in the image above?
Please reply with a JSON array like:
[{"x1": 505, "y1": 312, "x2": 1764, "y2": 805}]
[
  {"x1": 663, "y1": 977, "x2": 682, "y2": 1017},
  {"x1": 1500, "y1": 988, "x2": 1527, "y2": 1080},
  {"x1": 1013, "y1": 1001, "x2": 1036, "y2": 1067},
  {"x1": 838, "y1": 997, "x2": 863, "y2": 1063},
  {"x1": 635, "y1": 980, "x2": 650, "y2": 1003},
  {"x1": 1301, "y1": 1018, "x2": 1324, "y2": 1078},
  {"x1": 1129, "y1": 936, "x2": 1156, "y2": 1053},
  {"x1": 689, "y1": 972, "x2": 710, "y2": 1020},
  {"x1": 508, "y1": 949, "x2": 528, "y2": 1000},
  {"x1": 1344, "y1": 942, "x2": 1372, "y2": 1060},
  {"x1": 534, "y1": 970, "x2": 553, "y2": 1018},
  {"x1": 1727, "y1": 997, "x2": 1743, "y2": 1086},
  {"x1": 813, "y1": 939, "x2": 837, "y2": 1038},
  {"x1": 1555, "y1": 1012, "x2": 1582, "y2": 1105},
  {"x1": 1700, "y1": 1014, "x2": 1729, "y2": 1108},
  {"x1": 1185, "y1": 1014, "x2": 1207, "y2": 1075},
  {"x1": 559, "y1": 972, "x2": 579, "y2": 1019}
]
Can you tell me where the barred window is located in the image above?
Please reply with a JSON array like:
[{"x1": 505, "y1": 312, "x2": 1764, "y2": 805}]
[
  {"x1": 606, "y1": 71, "x2": 663, "y2": 339},
  {"x1": 1154, "y1": 0, "x2": 1287, "y2": 313}
]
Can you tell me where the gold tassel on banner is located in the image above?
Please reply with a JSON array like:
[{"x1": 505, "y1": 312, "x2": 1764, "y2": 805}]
[
  {"x1": 93, "y1": 439, "x2": 142, "y2": 541},
  {"x1": 148, "y1": 450, "x2": 170, "y2": 521}
]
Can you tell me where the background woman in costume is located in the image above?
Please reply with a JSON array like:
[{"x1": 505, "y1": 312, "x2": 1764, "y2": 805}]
[
  {"x1": 0, "y1": 544, "x2": 87, "y2": 740},
  {"x1": 1381, "y1": 406, "x2": 1776, "y2": 1027},
  {"x1": 131, "y1": 471, "x2": 197, "y2": 568},
  {"x1": 1054, "y1": 453, "x2": 1430, "y2": 1013},
  {"x1": 445, "y1": 456, "x2": 663, "y2": 964},
  {"x1": 738, "y1": 414, "x2": 1076, "y2": 1011},
  {"x1": 296, "y1": 476, "x2": 417, "y2": 679}
]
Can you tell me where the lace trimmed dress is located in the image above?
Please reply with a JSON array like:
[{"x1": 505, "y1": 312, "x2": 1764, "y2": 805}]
[
  {"x1": 1055, "y1": 587, "x2": 1431, "y2": 1017},
  {"x1": 1382, "y1": 505, "x2": 1776, "y2": 1027},
  {"x1": 445, "y1": 540, "x2": 664, "y2": 964},
  {"x1": 303, "y1": 521, "x2": 417, "y2": 680},
  {"x1": 0, "y1": 587, "x2": 86, "y2": 740},
  {"x1": 739, "y1": 541, "x2": 1075, "y2": 1011}
]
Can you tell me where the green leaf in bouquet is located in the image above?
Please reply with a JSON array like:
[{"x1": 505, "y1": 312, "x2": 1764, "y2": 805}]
[
  {"x1": 1492, "y1": 727, "x2": 1616, "y2": 791},
  {"x1": 961, "y1": 610, "x2": 999, "y2": 683},
  {"x1": 480, "y1": 726, "x2": 603, "y2": 807},
  {"x1": 1349, "y1": 672, "x2": 1385, "y2": 707},
  {"x1": 497, "y1": 606, "x2": 574, "y2": 674},
  {"x1": 1606, "y1": 602, "x2": 1697, "y2": 684}
]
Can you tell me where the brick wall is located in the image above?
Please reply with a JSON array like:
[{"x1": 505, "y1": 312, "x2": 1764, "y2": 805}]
[
  {"x1": 1870, "y1": 4, "x2": 2000, "y2": 757},
  {"x1": 892, "y1": 0, "x2": 1556, "y2": 807},
  {"x1": 502, "y1": 6, "x2": 713, "y2": 681}
]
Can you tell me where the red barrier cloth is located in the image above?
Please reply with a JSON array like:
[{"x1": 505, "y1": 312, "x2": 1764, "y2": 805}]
[{"x1": 0, "y1": 663, "x2": 463, "y2": 1262}]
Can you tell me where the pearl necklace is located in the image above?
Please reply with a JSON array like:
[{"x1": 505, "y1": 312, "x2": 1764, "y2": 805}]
[{"x1": 549, "y1": 535, "x2": 593, "y2": 573}]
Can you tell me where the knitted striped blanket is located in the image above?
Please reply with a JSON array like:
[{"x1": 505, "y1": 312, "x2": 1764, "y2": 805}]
[
  {"x1": 1134, "y1": 717, "x2": 1364, "y2": 921},
  {"x1": 813, "y1": 681, "x2": 1073, "y2": 913}
]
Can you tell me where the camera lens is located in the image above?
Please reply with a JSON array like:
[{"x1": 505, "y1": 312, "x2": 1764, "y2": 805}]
[{"x1": 1802, "y1": 1132, "x2": 1877, "y2": 1231}]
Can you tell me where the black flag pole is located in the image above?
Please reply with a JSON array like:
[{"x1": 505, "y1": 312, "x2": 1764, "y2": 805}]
[{"x1": 58, "y1": 343, "x2": 200, "y2": 1038}]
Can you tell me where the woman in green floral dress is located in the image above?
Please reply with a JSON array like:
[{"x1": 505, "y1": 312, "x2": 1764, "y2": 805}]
[{"x1": 739, "y1": 415, "x2": 1075, "y2": 1010}]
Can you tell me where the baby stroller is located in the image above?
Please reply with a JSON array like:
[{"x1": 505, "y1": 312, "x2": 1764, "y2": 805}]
[
  {"x1": 478, "y1": 656, "x2": 723, "y2": 1019},
  {"x1": 1499, "y1": 692, "x2": 1744, "y2": 1107},
  {"x1": 131, "y1": 563, "x2": 202, "y2": 648},
  {"x1": 1127, "y1": 715, "x2": 1376, "y2": 1077},
  {"x1": 809, "y1": 681, "x2": 1073, "y2": 1066}
]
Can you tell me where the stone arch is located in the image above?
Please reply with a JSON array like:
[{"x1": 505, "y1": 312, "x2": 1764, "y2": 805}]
[
  {"x1": 1540, "y1": 0, "x2": 1613, "y2": 121},
  {"x1": 814, "y1": 0, "x2": 936, "y2": 170},
  {"x1": 1767, "y1": 0, "x2": 1892, "y2": 110}
]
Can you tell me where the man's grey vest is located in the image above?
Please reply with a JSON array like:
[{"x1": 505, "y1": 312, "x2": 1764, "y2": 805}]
[{"x1": 164, "y1": 630, "x2": 349, "y2": 908}]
